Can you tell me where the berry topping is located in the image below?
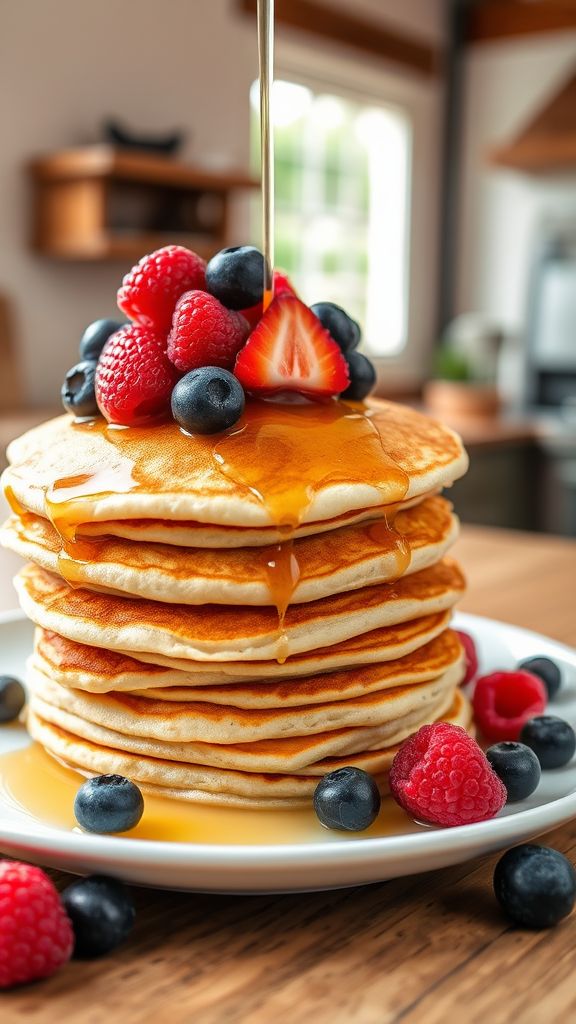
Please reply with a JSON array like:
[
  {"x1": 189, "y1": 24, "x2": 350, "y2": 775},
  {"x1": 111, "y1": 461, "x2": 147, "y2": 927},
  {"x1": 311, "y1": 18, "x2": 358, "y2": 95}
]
[
  {"x1": 79, "y1": 318, "x2": 125, "y2": 362},
  {"x1": 172, "y1": 367, "x2": 245, "y2": 435},
  {"x1": 0, "y1": 675, "x2": 26, "y2": 723},
  {"x1": 456, "y1": 630, "x2": 479, "y2": 685},
  {"x1": 520, "y1": 715, "x2": 576, "y2": 769},
  {"x1": 472, "y1": 671, "x2": 547, "y2": 742},
  {"x1": 494, "y1": 844, "x2": 576, "y2": 929},
  {"x1": 95, "y1": 325, "x2": 179, "y2": 426},
  {"x1": 167, "y1": 289, "x2": 249, "y2": 373},
  {"x1": 61, "y1": 360, "x2": 99, "y2": 418},
  {"x1": 519, "y1": 656, "x2": 562, "y2": 700},
  {"x1": 117, "y1": 245, "x2": 206, "y2": 332},
  {"x1": 74, "y1": 774, "x2": 144, "y2": 834},
  {"x1": 389, "y1": 722, "x2": 506, "y2": 828},
  {"x1": 0, "y1": 861, "x2": 73, "y2": 989},
  {"x1": 486, "y1": 741, "x2": 541, "y2": 802},
  {"x1": 61, "y1": 876, "x2": 135, "y2": 958},
  {"x1": 310, "y1": 301, "x2": 360, "y2": 352},
  {"x1": 205, "y1": 245, "x2": 265, "y2": 310},
  {"x1": 341, "y1": 351, "x2": 377, "y2": 402},
  {"x1": 234, "y1": 295, "x2": 350, "y2": 400},
  {"x1": 313, "y1": 767, "x2": 381, "y2": 831}
]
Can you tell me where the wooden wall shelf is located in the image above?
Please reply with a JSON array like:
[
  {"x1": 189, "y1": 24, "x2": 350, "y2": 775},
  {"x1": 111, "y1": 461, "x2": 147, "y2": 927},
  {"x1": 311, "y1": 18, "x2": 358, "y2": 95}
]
[{"x1": 29, "y1": 146, "x2": 258, "y2": 261}]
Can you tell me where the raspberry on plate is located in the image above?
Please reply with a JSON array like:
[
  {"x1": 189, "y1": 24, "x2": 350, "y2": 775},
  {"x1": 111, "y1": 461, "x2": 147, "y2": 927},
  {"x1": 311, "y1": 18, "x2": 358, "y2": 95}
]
[
  {"x1": 456, "y1": 630, "x2": 479, "y2": 685},
  {"x1": 472, "y1": 670, "x2": 547, "y2": 742},
  {"x1": 389, "y1": 722, "x2": 507, "y2": 828},
  {"x1": 0, "y1": 861, "x2": 73, "y2": 989},
  {"x1": 95, "y1": 325, "x2": 179, "y2": 426},
  {"x1": 167, "y1": 290, "x2": 249, "y2": 373},
  {"x1": 117, "y1": 245, "x2": 206, "y2": 333}
]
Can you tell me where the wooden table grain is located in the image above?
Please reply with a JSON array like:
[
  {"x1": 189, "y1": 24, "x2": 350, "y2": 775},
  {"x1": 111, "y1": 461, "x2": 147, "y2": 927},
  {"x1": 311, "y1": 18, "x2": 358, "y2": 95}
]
[{"x1": 2, "y1": 525, "x2": 576, "y2": 1023}]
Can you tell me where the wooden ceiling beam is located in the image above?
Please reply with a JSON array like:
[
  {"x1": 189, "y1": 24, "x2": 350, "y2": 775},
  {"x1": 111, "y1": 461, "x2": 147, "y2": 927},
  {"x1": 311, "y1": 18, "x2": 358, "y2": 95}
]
[{"x1": 466, "y1": 1, "x2": 576, "y2": 44}]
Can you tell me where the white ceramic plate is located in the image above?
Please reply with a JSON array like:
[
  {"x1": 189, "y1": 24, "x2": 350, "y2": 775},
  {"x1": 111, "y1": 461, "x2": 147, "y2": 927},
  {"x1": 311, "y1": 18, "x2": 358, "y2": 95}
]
[{"x1": 0, "y1": 609, "x2": 575, "y2": 893}]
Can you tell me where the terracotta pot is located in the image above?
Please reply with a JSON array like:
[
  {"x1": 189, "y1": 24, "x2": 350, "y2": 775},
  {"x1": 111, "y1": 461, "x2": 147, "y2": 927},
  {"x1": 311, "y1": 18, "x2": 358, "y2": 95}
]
[{"x1": 423, "y1": 380, "x2": 501, "y2": 420}]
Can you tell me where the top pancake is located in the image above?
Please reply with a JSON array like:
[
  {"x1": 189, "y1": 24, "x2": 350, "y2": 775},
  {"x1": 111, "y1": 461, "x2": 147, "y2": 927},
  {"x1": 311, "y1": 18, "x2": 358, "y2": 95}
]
[{"x1": 3, "y1": 398, "x2": 468, "y2": 534}]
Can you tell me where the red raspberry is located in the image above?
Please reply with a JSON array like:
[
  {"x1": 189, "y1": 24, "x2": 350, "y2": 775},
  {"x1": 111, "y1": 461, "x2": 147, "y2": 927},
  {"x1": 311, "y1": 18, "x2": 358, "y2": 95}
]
[
  {"x1": 456, "y1": 630, "x2": 479, "y2": 684},
  {"x1": 389, "y1": 722, "x2": 506, "y2": 828},
  {"x1": 167, "y1": 290, "x2": 249, "y2": 373},
  {"x1": 0, "y1": 861, "x2": 73, "y2": 989},
  {"x1": 473, "y1": 670, "x2": 547, "y2": 742},
  {"x1": 117, "y1": 245, "x2": 206, "y2": 333},
  {"x1": 95, "y1": 325, "x2": 179, "y2": 425}
]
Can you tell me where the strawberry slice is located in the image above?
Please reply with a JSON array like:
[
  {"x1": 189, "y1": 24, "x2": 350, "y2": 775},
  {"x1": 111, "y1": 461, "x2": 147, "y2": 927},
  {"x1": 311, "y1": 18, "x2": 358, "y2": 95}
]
[
  {"x1": 240, "y1": 270, "x2": 298, "y2": 329},
  {"x1": 234, "y1": 295, "x2": 350, "y2": 400}
]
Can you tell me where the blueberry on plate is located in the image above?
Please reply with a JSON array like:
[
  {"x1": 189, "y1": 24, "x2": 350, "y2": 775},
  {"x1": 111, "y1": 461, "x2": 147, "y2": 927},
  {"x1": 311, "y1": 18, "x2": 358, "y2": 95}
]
[
  {"x1": 486, "y1": 741, "x2": 541, "y2": 802},
  {"x1": 313, "y1": 766, "x2": 381, "y2": 831},
  {"x1": 341, "y1": 351, "x2": 376, "y2": 402},
  {"x1": 0, "y1": 675, "x2": 26, "y2": 723},
  {"x1": 494, "y1": 844, "x2": 576, "y2": 929},
  {"x1": 74, "y1": 775, "x2": 144, "y2": 834},
  {"x1": 310, "y1": 302, "x2": 360, "y2": 353},
  {"x1": 172, "y1": 367, "x2": 245, "y2": 435},
  {"x1": 205, "y1": 245, "x2": 265, "y2": 310},
  {"x1": 519, "y1": 656, "x2": 561, "y2": 700},
  {"x1": 61, "y1": 875, "x2": 135, "y2": 958},
  {"x1": 61, "y1": 360, "x2": 99, "y2": 418},
  {"x1": 520, "y1": 715, "x2": 576, "y2": 769},
  {"x1": 79, "y1": 318, "x2": 125, "y2": 362}
]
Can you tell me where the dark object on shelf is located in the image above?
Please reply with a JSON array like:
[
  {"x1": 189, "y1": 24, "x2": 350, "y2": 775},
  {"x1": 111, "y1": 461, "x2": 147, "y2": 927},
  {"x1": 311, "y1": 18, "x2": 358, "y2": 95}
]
[{"x1": 103, "y1": 118, "x2": 184, "y2": 156}]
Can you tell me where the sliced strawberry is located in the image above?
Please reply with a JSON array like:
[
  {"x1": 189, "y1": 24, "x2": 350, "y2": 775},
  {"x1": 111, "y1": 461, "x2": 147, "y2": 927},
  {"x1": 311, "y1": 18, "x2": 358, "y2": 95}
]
[
  {"x1": 234, "y1": 295, "x2": 350, "y2": 400},
  {"x1": 239, "y1": 270, "x2": 298, "y2": 328}
]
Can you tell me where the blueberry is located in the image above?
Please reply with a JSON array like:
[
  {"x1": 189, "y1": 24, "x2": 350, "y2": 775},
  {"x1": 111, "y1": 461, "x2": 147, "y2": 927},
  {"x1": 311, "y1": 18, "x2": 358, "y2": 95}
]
[
  {"x1": 61, "y1": 875, "x2": 135, "y2": 958},
  {"x1": 486, "y1": 742, "x2": 541, "y2": 802},
  {"x1": 61, "y1": 360, "x2": 99, "y2": 418},
  {"x1": 520, "y1": 715, "x2": 576, "y2": 769},
  {"x1": 494, "y1": 844, "x2": 576, "y2": 929},
  {"x1": 74, "y1": 775, "x2": 144, "y2": 834},
  {"x1": 0, "y1": 676, "x2": 26, "y2": 723},
  {"x1": 310, "y1": 302, "x2": 361, "y2": 352},
  {"x1": 172, "y1": 367, "x2": 245, "y2": 435},
  {"x1": 79, "y1": 319, "x2": 125, "y2": 362},
  {"x1": 519, "y1": 656, "x2": 561, "y2": 700},
  {"x1": 341, "y1": 351, "x2": 376, "y2": 401},
  {"x1": 205, "y1": 246, "x2": 265, "y2": 310},
  {"x1": 313, "y1": 766, "x2": 381, "y2": 831}
]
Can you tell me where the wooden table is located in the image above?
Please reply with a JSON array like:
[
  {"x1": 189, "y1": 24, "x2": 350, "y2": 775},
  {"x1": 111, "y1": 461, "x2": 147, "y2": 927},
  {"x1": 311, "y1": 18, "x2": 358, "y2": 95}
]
[{"x1": 2, "y1": 526, "x2": 576, "y2": 1023}]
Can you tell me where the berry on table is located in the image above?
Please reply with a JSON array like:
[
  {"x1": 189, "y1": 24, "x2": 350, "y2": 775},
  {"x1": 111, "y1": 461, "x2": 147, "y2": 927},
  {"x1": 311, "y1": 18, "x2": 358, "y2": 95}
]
[
  {"x1": 519, "y1": 656, "x2": 561, "y2": 700},
  {"x1": 0, "y1": 675, "x2": 26, "y2": 723},
  {"x1": 61, "y1": 361, "x2": 99, "y2": 418},
  {"x1": 486, "y1": 741, "x2": 541, "y2": 802},
  {"x1": 79, "y1": 318, "x2": 126, "y2": 362},
  {"x1": 61, "y1": 875, "x2": 135, "y2": 958},
  {"x1": 455, "y1": 630, "x2": 479, "y2": 685},
  {"x1": 95, "y1": 325, "x2": 179, "y2": 426},
  {"x1": 205, "y1": 245, "x2": 265, "y2": 310},
  {"x1": 520, "y1": 715, "x2": 576, "y2": 769},
  {"x1": 472, "y1": 670, "x2": 547, "y2": 742},
  {"x1": 310, "y1": 301, "x2": 360, "y2": 352},
  {"x1": 167, "y1": 289, "x2": 249, "y2": 373},
  {"x1": 0, "y1": 861, "x2": 73, "y2": 989},
  {"x1": 234, "y1": 295, "x2": 350, "y2": 400},
  {"x1": 313, "y1": 766, "x2": 381, "y2": 831},
  {"x1": 172, "y1": 367, "x2": 245, "y2": 435},
  {"x1": 341, "y1": 351, "x2": 377, "y2": 402},
  {"x1": 117, "y1": 245, "x2": 206, "y2": 333},
  {"x1": 494, "y1": 844, "x2": 576, "y2": 929},
  {"x1": 74, "y1": 774, "x2": 144, "y2": 834},
  {"x1": 389, "y1": 722, "x2": 506, "y2": 827}
]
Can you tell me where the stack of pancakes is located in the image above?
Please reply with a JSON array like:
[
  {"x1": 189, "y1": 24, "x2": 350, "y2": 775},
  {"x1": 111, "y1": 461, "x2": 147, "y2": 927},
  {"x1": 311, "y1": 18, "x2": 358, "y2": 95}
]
[{"x1": 1, "y1": 399, "x2": 470, "y2": 808}]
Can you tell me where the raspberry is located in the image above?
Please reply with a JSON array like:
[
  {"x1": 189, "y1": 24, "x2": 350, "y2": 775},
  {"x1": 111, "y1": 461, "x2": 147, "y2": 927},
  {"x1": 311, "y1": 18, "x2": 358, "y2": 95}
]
[
  {"x1": 389, "y1": 722, "x2": 507, "y2": 828},
  {"x1": 167, "y1": 290, "x2": 249, "y2": 373},
  {"x1": 456, "y1": 630, "x2": 479, "y2": 684},
  {"x1": 0, "y1": 861, "x2": 73, "y2": 989},
  {"x1": 117, "y1": 245, "x2": 206, "y2": 332},
  {"x1": 473, "y1": 670, "x2": 547, "y2": 742},
  {"x1": 95, "y1": 325, "x2": 179, "y2": 425}
]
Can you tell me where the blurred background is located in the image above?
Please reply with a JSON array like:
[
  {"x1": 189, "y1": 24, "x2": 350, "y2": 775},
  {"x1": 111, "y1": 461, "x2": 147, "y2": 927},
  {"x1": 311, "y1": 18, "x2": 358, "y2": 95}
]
[{"x1": 1, "y1": 0, "x2": 576, "y2": 534}]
